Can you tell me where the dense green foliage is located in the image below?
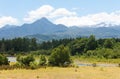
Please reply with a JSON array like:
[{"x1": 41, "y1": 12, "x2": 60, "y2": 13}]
[
  {"x1": 0, "y1": 54, "x2": 9, "y2": 65},
  {"x1": 1, "y1": 35, "x2": 120, "y2": 69},
  {"x1": 0, "y1": 38, "x2": 37, "y2": 53},
  {"x1": 0, "y1": 38, "x2": 73, "y2": 55},
  {"x1": 39, "y1": 55, "x2": 47, "y2": 66},
  {"x1": 69, "y1": 36, "x2": 98, "y2": 55},
  {"x1": 17, "y1": 55, "x2": 35, "y2": 66},
  {"x1": 48, "y1": 45, "x2": 71, "y2": 66},
  {"x1": 1, "y1": 35, "x2": 120, "y2": 59},
  {"x1": 39, "y1": 39, "x2": 74, "y2": 50}
]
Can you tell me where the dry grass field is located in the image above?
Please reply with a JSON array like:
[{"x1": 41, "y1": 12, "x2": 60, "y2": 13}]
[{"x1": 0, "y1": 67, "x2": 120, "y2": 79}]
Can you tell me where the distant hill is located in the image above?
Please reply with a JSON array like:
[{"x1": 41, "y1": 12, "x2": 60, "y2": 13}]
[
  {"x1": 66, "y1": 26, "x2": 120, "y2": 38},
  {"x1": 1, "y1": 17, "x2": 120, "y2": 41}
]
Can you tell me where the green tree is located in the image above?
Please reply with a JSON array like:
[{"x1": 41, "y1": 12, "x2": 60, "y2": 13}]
[
  {"x1": 70, "y1": 38, "x2": 87, "y2": 55},
  {"x1": 85, "y1": 35, "x2": 97, "y2": 51},
  {"x1": 104, "y1": 39, "x2": 114, "y2": 48},
  {"x1": 30, "y1": 38, "x2": 37, "y2": 51},
  {"x1": 48, "y1": 45, "x2": 71, "y2": 66},
  {"x1": 0, "y1": 43, "x2": 5, "y2": 52}
]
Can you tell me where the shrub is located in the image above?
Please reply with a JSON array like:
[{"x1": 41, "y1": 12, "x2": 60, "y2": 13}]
[
  {"x1": 29, "y1": 62, "x2": 38, "y2": 69},
  {"x1": 48, "y1": 45, "x2": 72, "y2": 66},
  {"x1": 12, "y1": 62, "x2": 25, "y2": 69},
  {"x1": 92, "y1": 63, "x2": 97, "y2": 67},
  {"x1": 17, "y1": 55, "x2": 35, "y2": 66},
  {"x1": 39, "y1": 55, "x2": 46, "y2": 66},
  {"x1": 0, "y1": 54, "x2": 9, "y2": 65},
  {"x1": 118, "y1": 63, "x2": 120, "y2": 67}
]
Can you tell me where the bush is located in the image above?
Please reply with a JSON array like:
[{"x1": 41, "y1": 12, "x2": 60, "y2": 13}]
[
  {"x1": 118, "y1": 63, "x2": 120, "y2": 67},
  {"x1": 12, "y1": 62, "x2": 25, "y2": 69},
  {"x1": 0, "y1": 54, "x2": 9, "y2": 65},
  {"x1": 48, "y1": 45, "x2": 72, "y2": 66},
  {"x1": 29, "y1": 62, "x2": 38, "y2": 69},
  {"x1": 39, "y1": 55, "x2": 46, "y2": 66},
  {"x1": 17, "y1": 55, "x2": 35, "y2": 66},
  {"x1": 92, "y1": 63, "x2": 97, "y2": 67}
]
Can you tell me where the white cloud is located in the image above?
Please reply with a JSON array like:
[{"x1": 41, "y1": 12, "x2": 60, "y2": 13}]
[
  {"x1": 3, "y1": 5, "x2": 120, "y2": 28},
  {"x1": 23, "y1": 5, "x2": 120, "y2": 27},
  {"x1": 54, "y1": 16, "x2": 96, "y2": 26},
  {"x1": 49, "y1": 8, "x2": 76, "y2": 18},
  {"x1": 55, "y1": 12, "x2": 120, "y2": 27},
  {"x1": 0, "y1": 16, "x2": 18, "y2": 28},
  {"x1": 24, "y1": 5, "x2": 54, "y2": 22},
  {"x1": 23, "y1": 5, "x2": 77, "y2": 23}
]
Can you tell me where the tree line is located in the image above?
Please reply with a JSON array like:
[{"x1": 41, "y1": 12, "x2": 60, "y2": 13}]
[
  {"x1": 0, "y1": 38, "x2": 37, "y2": 53},
  {"x1": 0, "y1": 35, "x2": 120, "y2": 59},
  {"x1": 0, "y1": 38, "x2": 73, "y2": 55}
]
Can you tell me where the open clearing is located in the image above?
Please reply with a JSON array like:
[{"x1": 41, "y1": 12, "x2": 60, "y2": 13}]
[{"x1": 0, "y1": 67, "x2": 120, "y2": 79}]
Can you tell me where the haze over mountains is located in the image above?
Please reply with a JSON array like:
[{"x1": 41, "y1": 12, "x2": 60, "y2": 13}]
[{"x1": 0, "y1": 17, "x2": 120, "y2": 41}]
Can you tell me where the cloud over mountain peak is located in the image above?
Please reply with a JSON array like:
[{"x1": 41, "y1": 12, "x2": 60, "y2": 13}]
[
  {"x1": 23, "y1": 5, "x2": 120, "y2": 27},
  {"x1": 0, "y1": 16, "x2": 18, "y2": 28},
  {"x1": 1, "y1": 5, "x2": 120, "y2": 28}
]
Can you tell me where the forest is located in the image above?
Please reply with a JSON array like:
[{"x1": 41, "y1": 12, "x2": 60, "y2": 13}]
[{"x1": 0, "y1": 35, "x2": 120, "y2": 59}]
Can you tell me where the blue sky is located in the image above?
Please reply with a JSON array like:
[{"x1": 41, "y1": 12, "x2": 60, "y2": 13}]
[{"x1": 0, "y1": 0, "x2": 120, "y2": 27}]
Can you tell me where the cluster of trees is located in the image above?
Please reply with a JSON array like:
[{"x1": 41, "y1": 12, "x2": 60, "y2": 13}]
[
  {"x1": 85, "y1": 48, "x2": 120, "y2": 59},
  {"x1": 0, "y1": 38, "x2": 37, "y2": 53},
  {"x1": 69, "y1": 35, "x2": 97, "y2": 55},
  {"x1": 0, "y1": 45, "x2": 72, "y2": 69},
  {"x1": 0, "y1": 45, "x2": 68, "y2": 69},
  {"x1": 39, "y1": 39, "x2": 74, "y2": 50},
  {"x1": 0, "y1": 35, "x2": 120, "y2": 59},
  {"x1": 1, "y1": 35, "x2": 120, "y2": 69},
  {"x1": 0, "y1": 38, "x2": 73, "y2": 54},
  {"x1": 16, "y1": 45, "x2": 71, "y2": 68},
  {"x1": 39, "y1": 35, "x2": 117, "y2": 57},
  {"x1": 70, "y1": 35, "x2": 120, "y2": 59}
]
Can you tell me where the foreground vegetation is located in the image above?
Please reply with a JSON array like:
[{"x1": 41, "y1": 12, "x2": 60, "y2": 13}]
[
  {"x1": 0, "y1": 67, "x2": 120, "y2": 79},
  {"x1": 0, "y1": 35, "x2": 120, "y2": 69},
  {"x1": 72, "y1": 56, "x2": 120, "y2": 64},
  {"x1": 0, "y1": 45, "x2": 72, "y2": 70}
]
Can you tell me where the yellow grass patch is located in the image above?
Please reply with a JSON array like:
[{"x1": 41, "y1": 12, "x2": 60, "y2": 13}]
[{"x1": 0, "y1": 67, "x2": 120, "y2": 79}]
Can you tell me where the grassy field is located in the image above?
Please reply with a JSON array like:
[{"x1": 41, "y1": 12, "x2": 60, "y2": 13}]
[
  {"x1": 0, "y1": 67, "x2": 120, "y2": 79},
  {"x1": 72, "y1": 56, "x2": 120, "y2": 64}
]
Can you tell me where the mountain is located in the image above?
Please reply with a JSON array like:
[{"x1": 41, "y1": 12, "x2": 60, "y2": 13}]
[
  {"x1": 0, "y1": 17, "x2": 68, "y2": 39},
  {"x1": 66, "y1": 26, "x2": 120, "y2": 38},
  {"x1": 1, "y1": 18, "x2": 120, "y2": 41}
]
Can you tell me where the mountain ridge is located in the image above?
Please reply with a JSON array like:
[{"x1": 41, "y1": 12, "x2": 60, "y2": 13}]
[
  {"x1": 1, "y1": 17, "x2": 120, "y2": 41},
  {"x1": 0, "y1": 17, "x2": 68, "y2": 39}
]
